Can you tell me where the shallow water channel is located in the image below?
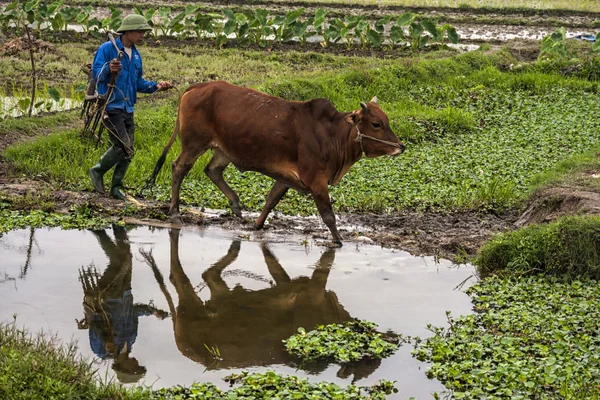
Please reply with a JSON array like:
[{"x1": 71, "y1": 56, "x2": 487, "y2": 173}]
[{"x1": 0, "y1": 225, "x2": 475, "y2": 398}]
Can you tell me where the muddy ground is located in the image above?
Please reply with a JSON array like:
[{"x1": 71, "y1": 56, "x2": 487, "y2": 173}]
[
  {"x1": 3, "y1": 173, "x2": 600, "y2": 262},
  {"x1": 0, "y1": 177, "x2": 520, "y2": 261}
]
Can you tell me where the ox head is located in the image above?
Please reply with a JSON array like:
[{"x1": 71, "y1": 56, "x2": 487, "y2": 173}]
[{"x1": 345, "y1": 97, "x2": 406, "y2": 158}]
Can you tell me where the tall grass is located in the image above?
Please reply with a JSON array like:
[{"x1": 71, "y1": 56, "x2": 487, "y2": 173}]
[{"x1": 476, "y1": 215, "x2": 600, "y2": 279}]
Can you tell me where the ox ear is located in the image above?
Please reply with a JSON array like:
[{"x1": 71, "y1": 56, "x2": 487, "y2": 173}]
[
  {"x1": 345, "y1": 110, "x2": 361, "y2": 125},
  {"x1": 370, "y1": 96, "x2": 378, "y2": 104}
]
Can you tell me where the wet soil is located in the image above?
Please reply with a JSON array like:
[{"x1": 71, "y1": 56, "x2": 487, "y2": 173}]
[{"x1": 0, "y1": 177, "x2": 519, "y2": 261}]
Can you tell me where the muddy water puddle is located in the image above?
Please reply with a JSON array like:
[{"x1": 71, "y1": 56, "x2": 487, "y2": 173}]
[{"x1": 0, "y1": 225, "x2": 475, "y2": 398}]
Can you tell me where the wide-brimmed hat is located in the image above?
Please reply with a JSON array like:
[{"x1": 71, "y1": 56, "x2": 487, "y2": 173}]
[{"x1": 117, "y1": 14, "x2": 152, "y2": 33}]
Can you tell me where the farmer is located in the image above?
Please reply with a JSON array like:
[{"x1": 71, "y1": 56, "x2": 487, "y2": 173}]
[{"x1": 89, "y1": 14, "x2": 172, "y2": 200}]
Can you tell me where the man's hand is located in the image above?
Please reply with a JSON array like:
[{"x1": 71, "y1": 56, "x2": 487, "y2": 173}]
[
  {"x1": 157, "y1": 81, "x2": 173, "y2": 91},
  {"x1": 109, "y1": 58, "x2": 121, "y2": 73}
]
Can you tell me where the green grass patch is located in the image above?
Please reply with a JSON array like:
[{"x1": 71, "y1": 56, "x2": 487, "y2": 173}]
[
  {"x1": 4, "y1": 49, "x2": 600, "y2": 216},
  {"x1": 529, "y1": 147, "x2": 600, "y2": 193},
  {"x1": 0, "y1": 322, "x2": 148, "y2": 400},
  {"x1": 283, "y1": 320, "x2": 405, "y2": 363},
  {"x1": 412, "y1": 276, "x2": 600, "y2": 399},
  {"x1": 476, "y1": 216, "x2": 600, "y2": 279}
]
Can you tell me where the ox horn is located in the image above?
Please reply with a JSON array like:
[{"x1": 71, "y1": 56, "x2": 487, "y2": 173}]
[
  {"x1": 360, "y1": 102, "x2": 368, "y2": 110},
  {"x1": 370, "y1": 96, "x2": 378, "y2": 104}
]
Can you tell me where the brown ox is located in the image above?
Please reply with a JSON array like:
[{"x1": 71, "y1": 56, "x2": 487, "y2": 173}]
[{"x1": 146, "y1": 81, "x2": 405, "y2": 245}]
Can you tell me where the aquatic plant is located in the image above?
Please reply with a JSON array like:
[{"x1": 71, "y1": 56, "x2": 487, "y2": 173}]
[
  {"x1": 152, "y1": 371, "x2": 398, "y2": 399},
  {"x1": 283, "y1": 319, "x2": 405, "y2": 363},
  {"x1": 0, "y1": 200, "x2": 117, "y2": 236},
  {"x1": 412, "y1": 276, "x2": 600, "y2": 399}
]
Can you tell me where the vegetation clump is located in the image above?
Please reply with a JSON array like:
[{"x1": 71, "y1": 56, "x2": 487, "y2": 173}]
[
  {"x1": 0, "y1": 322, "x2": 147, "y2": 400},
  {"x1": 476, "y1": 215, "x2": 600, "y2": 279},
  {"x1": 412, "y1": 276, "x2": 600, "y2": 399},
  {"x1": 153, "y1": 371, "x2": 397, "y2": 399},
  {"x1": 0, "y1": 200, "x2": 116, "y2": 236},
  {"x1": 0, "y1": 322, "x2": 398, "y2": 399},
  {"x1": 283, "y1": 319, "x2": 405, "y2": 363}
]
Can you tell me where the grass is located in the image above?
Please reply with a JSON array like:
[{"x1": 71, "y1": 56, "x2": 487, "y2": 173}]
[
  {"x1": 475, "y1": 215, "x2": 600, "y2": 279},
  {"x1": 4, "y1": 47, "x2": 600, "y2": 216},
  {"x1": 55, "y1": 0, "x2": 600, "y2": 14},
  {"x1": 0, "y1": 321, "x2": 148, "y2": 400}
]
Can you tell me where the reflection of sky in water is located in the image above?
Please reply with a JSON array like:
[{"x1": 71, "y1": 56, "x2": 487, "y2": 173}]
[
  {"x1": 0, "y1": 225, "x2": 475, "y2": 399},
  {"x1": 0, "y1": 96, "x2": 82, "y2": 119}
]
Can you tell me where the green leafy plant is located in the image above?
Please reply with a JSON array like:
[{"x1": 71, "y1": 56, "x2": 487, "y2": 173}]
[
  {"x1": 539, "y1": 27, "x2": 568, "y2": 61},
  {"x1": 413, "y1": 277, "x2": 600, "y2": 398},
  {"x1": 153, "y1": 371, "x2": 397, "y2": 399},
  {"x1": 271, "y1": 8, "x2": 303, "y2": 43},
  {"x1": 283, "y1": 319, "x2": 405, "y2": 363},
  {"x1": 593, "y1": 32, "x2": 600, "y2": 52}
]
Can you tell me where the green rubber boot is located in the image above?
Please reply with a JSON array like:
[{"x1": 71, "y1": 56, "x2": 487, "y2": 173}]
[
  {"x1": 89, "y1": 146, "x2": 120, "y2": 195},
  {"x1": 110, "y1": 158, "x2": 131, "y2": 200}
]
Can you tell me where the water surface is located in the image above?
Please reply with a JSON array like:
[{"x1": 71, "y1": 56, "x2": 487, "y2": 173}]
[{"x1": 0, "y1": 225, "x2": 475, "y2": 398}]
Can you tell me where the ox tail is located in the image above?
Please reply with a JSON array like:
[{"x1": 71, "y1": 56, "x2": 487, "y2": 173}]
[{"x1": 141, "y1": 112, "x2": 181, "y2": 194}]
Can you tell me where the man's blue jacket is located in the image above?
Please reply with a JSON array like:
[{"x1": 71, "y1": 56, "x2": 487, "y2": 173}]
[{"x1": 92, "y1": 36, "x2": 157, "y2": 113}]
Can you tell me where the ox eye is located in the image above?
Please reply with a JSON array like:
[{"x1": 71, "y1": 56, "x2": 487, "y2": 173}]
[{"x1": 372, "y1": 122, "x2": 381, "y2": 129}]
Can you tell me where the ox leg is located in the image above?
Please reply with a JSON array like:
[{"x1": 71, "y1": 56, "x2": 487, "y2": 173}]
[
  {"x1": 202, "y1": 239, "x2": 241, "y2": 301},
  {"x1": 260, "y1": 243, "x2": 291, "y2": 285},
  {"x1": 255, "y1": 181, "x2": 289, "y2": 230},
  {"x1": 170, "y1": 145, "x2": 206, "y2": 220},
  {"x1": 310, "y1": 182, "x2": 343, "y2": 246},
  {"x1": 204, "y1": 149, "x2": 243, "y2": 218}
]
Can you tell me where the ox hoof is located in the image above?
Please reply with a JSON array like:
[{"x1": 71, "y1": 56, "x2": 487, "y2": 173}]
[
  {"x1": 331, "y1": 240, "x2": 343, "y2": 248},
  {"x1": 229, "y1": 201, "x2": 243, "y2": 218},
  {"x1": 170, "y1": 214, "x2": 183, "y2": 225},
  {"x1": 254, "y1": 222, "x2": 264, "y2": 231}
]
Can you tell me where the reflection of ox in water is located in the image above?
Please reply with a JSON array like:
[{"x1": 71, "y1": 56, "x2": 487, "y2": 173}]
[{"x1": 141, "y1": 229, "x2": 382, "y2": 381}]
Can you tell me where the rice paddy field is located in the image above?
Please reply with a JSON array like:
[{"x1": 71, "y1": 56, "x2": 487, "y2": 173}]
[{"x1": 1, "y1": 0, "x2": 600, "y2": 398}]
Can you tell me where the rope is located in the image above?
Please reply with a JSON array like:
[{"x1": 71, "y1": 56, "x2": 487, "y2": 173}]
[{"x1": 354, "y1": 126, "x2": 403, "y2": 156}]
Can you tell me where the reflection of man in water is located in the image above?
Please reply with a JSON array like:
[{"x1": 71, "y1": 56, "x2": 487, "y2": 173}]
[{"x1": 76, "y1": 225, "x2": 167, "y2": 384}]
